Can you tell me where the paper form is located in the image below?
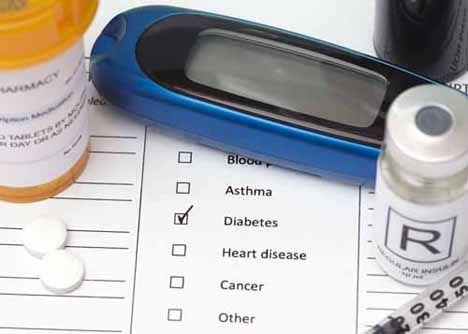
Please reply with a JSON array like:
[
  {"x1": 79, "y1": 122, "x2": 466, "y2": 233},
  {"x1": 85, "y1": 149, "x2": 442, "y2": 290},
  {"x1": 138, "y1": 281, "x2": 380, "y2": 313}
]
[
  {"x1": 1, "y1": 1, "x2": 468, "y2": 333},
  {"x1": 131, "y1": 127, "x2": 361, "y2": 333}
]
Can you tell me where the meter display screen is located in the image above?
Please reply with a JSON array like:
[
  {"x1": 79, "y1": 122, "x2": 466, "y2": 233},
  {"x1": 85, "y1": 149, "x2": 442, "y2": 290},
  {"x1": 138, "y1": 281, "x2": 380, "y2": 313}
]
[
  {"x1": 186, "y1": 29, "x2": 388, "y2": 128},
  {"x1": 136, "y1": 14, "x2": 428, "y2": 145}
]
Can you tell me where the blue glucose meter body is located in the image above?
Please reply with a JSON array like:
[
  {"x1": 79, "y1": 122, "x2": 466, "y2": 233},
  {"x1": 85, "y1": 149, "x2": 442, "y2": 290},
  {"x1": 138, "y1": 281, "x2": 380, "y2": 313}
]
[{"x1": 91, "y1": 6, "x2": 438, "y2": 187}]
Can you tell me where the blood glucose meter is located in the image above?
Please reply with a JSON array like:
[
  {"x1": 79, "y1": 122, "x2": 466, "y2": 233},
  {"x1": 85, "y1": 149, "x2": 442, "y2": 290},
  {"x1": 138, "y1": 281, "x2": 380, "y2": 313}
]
[{"x1": 90, "y1": 6, "x2": 444, "y2": 186}]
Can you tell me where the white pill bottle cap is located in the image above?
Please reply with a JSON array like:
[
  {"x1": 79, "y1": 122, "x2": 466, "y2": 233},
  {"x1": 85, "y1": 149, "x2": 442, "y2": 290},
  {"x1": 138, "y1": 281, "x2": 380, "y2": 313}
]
[{"x1": 385, "y1": 85, "x2": 468, "y2": 179}]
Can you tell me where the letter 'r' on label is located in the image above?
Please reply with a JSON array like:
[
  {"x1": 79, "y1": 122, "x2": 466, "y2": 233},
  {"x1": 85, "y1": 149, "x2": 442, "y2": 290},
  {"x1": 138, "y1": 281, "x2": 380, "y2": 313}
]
[{"x1": 384, "y1": 208, "x2": 456, "y2": 263}]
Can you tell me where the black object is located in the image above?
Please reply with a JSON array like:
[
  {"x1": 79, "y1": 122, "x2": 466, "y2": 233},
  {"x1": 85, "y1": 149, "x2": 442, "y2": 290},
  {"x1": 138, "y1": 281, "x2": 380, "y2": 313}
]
[{"x1": 374, "y1": 0, "x2": 468, "y2": 82}]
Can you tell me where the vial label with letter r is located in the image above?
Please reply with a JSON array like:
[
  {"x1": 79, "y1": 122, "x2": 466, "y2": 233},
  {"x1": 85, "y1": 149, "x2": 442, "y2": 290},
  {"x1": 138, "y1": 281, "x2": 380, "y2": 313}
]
[
  {"x1": 374, "y1": 171, "x2": 468, "y2": 286},
  {"x1": 385, "y1": 208, "x2": 456, "y2": 263}
]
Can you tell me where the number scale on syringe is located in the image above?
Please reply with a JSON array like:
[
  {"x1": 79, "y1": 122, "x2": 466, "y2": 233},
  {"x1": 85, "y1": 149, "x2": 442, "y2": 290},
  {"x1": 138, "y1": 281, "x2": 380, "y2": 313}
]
[{"x1": 367, "y1": 262, "x2": 468, "y2": 333}]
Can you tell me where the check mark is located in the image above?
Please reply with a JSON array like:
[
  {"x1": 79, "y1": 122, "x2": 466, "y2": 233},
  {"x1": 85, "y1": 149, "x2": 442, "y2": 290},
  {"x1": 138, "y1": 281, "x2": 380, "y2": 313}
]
[{"x1": 177, "y1": 205, "x2": 194, "y2": 224}]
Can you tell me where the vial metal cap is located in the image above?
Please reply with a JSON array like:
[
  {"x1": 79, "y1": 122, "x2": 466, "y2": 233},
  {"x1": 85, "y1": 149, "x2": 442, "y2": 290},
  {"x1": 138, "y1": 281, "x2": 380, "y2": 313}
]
[{"x1": 385, "y1": 85, "x2": 468, "y2": 178}]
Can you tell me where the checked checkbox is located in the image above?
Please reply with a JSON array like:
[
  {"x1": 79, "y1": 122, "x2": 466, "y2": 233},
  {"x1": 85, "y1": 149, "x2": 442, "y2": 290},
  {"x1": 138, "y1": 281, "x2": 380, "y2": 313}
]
[
  {"x1": 174, "y1": 205, "x2": 193, "y2": 225},
  {"x1": 174, "y1": 213, "x2": 188, "y2": 225}
]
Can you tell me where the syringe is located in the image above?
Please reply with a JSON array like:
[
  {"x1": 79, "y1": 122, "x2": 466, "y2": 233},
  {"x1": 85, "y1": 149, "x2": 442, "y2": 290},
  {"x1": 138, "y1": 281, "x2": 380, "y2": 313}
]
[{"x1": 366, "y1": 262, "x2": 468, "y2": 333}]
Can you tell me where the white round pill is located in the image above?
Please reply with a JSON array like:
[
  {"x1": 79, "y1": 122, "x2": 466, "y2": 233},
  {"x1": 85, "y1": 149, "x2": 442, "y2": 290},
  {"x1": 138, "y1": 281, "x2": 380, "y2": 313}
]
[
  {"x1": 22, "y1": 217, "x2": 68, "y2": 259},
  {"x1": 40, "y1": 250, "x2": 85, "y2": 294}
]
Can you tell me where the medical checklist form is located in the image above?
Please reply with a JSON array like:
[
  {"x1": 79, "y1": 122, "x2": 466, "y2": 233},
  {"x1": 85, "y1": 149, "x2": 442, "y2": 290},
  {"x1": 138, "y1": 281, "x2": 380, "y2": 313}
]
[{"x1": 1, "y1": 1, "x2": 468, "y2": 333}]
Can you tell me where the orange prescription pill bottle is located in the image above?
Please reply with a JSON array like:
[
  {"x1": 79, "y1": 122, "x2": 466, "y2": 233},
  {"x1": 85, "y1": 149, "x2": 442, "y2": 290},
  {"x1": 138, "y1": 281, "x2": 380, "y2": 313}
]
[{"x1": 0, "y1": 0, "x2": 98, "y2": 203}]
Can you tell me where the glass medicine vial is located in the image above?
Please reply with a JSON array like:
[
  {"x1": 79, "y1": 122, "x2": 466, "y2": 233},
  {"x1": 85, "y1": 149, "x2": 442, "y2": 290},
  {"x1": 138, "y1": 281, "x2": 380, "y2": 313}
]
[
  {"x1": 0, "y1": 0, "x2": 98, "y2": 202},
  {"x1": 375, "y1": 85, "x2": 468, "y2": 286}
]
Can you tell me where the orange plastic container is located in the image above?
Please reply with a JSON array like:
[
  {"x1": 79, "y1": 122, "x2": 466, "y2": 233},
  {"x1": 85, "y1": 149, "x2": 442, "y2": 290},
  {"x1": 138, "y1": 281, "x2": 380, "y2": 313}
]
[{"x1": 0, "y1": 0, "x2": 97, "y2": 203}]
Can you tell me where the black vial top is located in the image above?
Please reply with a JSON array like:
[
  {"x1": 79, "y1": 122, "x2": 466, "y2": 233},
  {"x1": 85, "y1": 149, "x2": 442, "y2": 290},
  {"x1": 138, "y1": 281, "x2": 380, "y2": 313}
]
[{"x1": 374, "y1": 0, "x2": 468, "y2": 82}]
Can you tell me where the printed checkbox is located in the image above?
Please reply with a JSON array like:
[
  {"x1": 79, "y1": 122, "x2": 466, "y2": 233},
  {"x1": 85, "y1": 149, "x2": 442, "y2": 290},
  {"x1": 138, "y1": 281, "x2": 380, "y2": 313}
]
[
  {"x1": 169, "y1": 276, "x2": 185, "y2": 289},
  {"x1": 176, "y1": 182, "x2": 191, "y2": 195},
  {"x1": 172, "y1": 244, "x2": 187, "y2": 257},
  {"x1": 174, "y1": 212, "x2": 189, "y2": 225},
  {"x1": 167, "y1": 308, "x2": 183, "y2": 322},
  {"x1": 178, "y1": 151, "x2": 193, "y2": 164}
]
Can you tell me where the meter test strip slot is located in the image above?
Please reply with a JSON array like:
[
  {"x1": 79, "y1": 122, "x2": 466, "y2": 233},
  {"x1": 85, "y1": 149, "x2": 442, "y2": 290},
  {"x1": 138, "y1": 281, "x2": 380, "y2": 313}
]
[{"x1": 90, "y1": 5, "x2": 443, "y2": 187}]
